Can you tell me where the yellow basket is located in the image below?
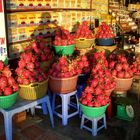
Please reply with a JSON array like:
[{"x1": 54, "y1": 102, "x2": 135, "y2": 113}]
[
  {"x1": 76, "y1": 46, "x2": 93, "y2": 55},
  {"x1": 19, "y1": 79, "x2": 48, "y2": 100},
  {"x1": 95, "y1": 45, "x2": 117, "y2": 53},
  {"x1": 75, "y1": 38, "x2": 95, "y2": 49}
]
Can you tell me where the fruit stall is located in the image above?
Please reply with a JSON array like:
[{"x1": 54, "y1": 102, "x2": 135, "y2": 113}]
[{"x1": 0, "y1": 0, "x2": 140, "y2": 139}]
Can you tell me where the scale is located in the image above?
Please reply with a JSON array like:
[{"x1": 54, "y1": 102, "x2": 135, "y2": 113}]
[
  {"x1": 112, "y1": 91, "x2": 135, "y2": 121},
  {"x1": 116, "y1": 104, "x2": 134, "y2": 121}
]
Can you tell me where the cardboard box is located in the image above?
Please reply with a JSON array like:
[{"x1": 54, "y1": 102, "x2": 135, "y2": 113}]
[
  {"x1": 76, "y1": 12, "x2": 82, "y2": 23},
  {"x1": 50, "y1": 12, "x2": 61, "y2": 25},
  {"x1": 35, "y1": 0, "x2": 44, "y2": 8},
  {"x1": 51, "y1": 0, "x2": 58, "y2": 8},
  {"x1": 7, "y1": 14, "x2": 18, "y2": 27},
  {"x1": 37, "y1": 25, "x2": 45, "y2": 36},
  {"x1": 17, "y1": 13, "x2": 28, "y2": 26},
  {"x1": 58, "y1": 0, "x2": 65, "y2": 8},
  {"x1": 76, "y1": 0, "x2": 81, "y2": 8},
  {"x1": 8, "y1": 27, "x2": 18, "y2": 43},
  {"x1": 27, "y1": 12, "x2": 37, "y2": 26},
  {"x1": 16, "y1": 0, "x2": 27, "y2": 8},
  {"x1": 13, "y1": 111, "x2": 27, "y2": 124},
  {"x1": 71, "y1": 11, "x2": 76, "y2": 22},
  {"x1": 6, "y1": 0, "x2": 17, "y2": 9},
  {"x1": 36, "y1": 12, "x2": 45, "y2": 25},
  {"x1": 81, "y1": 0, "x2": 90, "y2": 9},
  {"x1": 26, "y1": 26, "x2": 38, "y2": 39},
  {"x1": 71, "y1": 0, "x2": 76, "y2": 8},
  {"x1": 43, "y1": 0, "x2": 52, "y2": 7},
  {"x1": 27, "y1": 0, "x2": 36, "y2": 8},
  {"x1": 64, "y1": 0, "x2": 71, "y2": 8},
  {"x1": 9, "y1": 44, "x2": 20, "y2": 58},
  {"x1": 42, "y1": 12, "x2": 51, "y2": 24},
  {"x1": 22, "y1": 41, "x2": 31, "y2": 50},
  {"x1": 17, "y1": 27, "x2": 27, "y2": 41}
]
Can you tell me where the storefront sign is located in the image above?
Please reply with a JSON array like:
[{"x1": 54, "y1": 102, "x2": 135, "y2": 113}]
[
  {"x1": 0, "y1": 0, "x2": 8, "y2": 61},
  {"x1": 0, "y1": 0, "x2": 3, "y2": 12}
]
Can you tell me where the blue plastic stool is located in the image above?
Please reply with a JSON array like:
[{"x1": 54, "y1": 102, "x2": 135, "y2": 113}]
[
  {"x1": 0, "y1": 95, "x2": 54, "y2": 140},
  {"x1": 77, "y1": 84, "x2": 86, "y2": 117},
  {"x1": 52, "y1": 90, "x2": 79, "y2": 126},
  {"x1": 80, "y1": 113, "x2": 107, "y2": 136},
  {"x1": 31, "y1": 90, "x2": 53, "y2": 115},
  {"x1": 77, "y1": 84, "x2": 86, "y2": 99}
]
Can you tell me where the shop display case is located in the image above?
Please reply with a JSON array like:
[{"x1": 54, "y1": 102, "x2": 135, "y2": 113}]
[{"x1": 4, "y1": 0, "x2": 97, "y2": 59}]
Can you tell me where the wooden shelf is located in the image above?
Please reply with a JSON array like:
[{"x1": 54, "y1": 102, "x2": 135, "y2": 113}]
[
  {"x1": 8, "y1": 39, "x2": 32, "y2": 45},
  {"x1": 8, "y1": 34, "x2": 52, "y2": 45},
  {"x1": 7, "y1": 8, "x2": 95, "y2": 13},
  {"x1": 117, "y1": 22, "x2": 131, "y2": 34},
  {"x1": 6, "y1": 0, "x2": 95, "y2": 59}
]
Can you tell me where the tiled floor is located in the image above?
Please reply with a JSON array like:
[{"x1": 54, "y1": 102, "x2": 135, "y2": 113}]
[{"x1": 0, "y1": 94, "x2": 140, "y2": 140}]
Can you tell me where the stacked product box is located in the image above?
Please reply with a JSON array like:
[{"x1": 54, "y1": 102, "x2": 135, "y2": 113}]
[
  {"x1": 9, "y1": 37, "x2": 52, "y2": 58},
  {"x1": 7, "y1": 11, "x2": 61, "y2": 42},
  {"x1": 16, "y1": 0, "x2": 28, "y2": 9},
  {"x1": 18, "y1": 27, "x2": 28, "y2": 41},
  {"x1": 51, "y1": 0, "x2": 58, "y2": 8},
  {"x1": 101, "y1": 14, "x2": 112, "y2": 24},
  {"x1": 91, "y1": 0, "x2": 108, "y2": 25},
  {"x1": 7, "y1": 14, "x2": 18, "y2": 28},
  {"x1": 8, "y1": 27, "x2": 18, "y2": 43},
  {"x1": 27, "y1": 12, "x2": 37, "y2": 26},
  {"x1": 71, "y1": 0, "x2": 76, "y2": 8},
  {"x1": 82, "y1": 11, "x2": 91, "y2": 23},
  {"x1": 27, "y1": 0, "x2": 36, "y2": 8},
  {"x1": 60, "y1": 11, "x2": 72, "y2": 31},
  {"x1": 6, "y1": 0, "x2": 91, "y2": 10},
  {"x1": 71, "y1": 11, "x2": 77, "y2": 32},
  {"x1": 9, "y1": 42, "x2": 29, "y2": 58},
  {"x1": 65, "y1": 0, "x2": 71, "y2": 8},
  {"x1": 6, "y1": 0, "x2": 17, "y2": 10},
  {"x1": 17, "y1": 13, "x2": 28, "y2": 27},
  {"x1": 35, "y1": 0, "x2": 44, "y2": 8},
  {"x1": 7, "y1": 10, "x2": 92, "y2": 42},
  {"x1": 26, "y1": 26, "x2": 38, "y2": 39},
  {"x1": 49, "y1": 11, "x2": 61, "y2": 25},
  {"x1": 80, "y1": 0, "x2": 90, "y2": 9}
]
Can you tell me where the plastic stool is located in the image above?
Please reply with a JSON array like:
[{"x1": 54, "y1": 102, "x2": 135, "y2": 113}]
[
  {"x1": 31, "y1": 90, "x2": 53, "y2": 115},
  {"x1": 80, "y1": 113, "x2": 107, "y2": 136},
  {"x1": 52, "y1": 90, "x2": 79, "y2": 126},
  {"x1": 0, "y1": 95, "x2": 54, "y2": 140}
]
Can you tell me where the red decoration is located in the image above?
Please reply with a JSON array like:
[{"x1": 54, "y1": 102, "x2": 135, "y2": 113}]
[{"x1": 0, "y1": 0, "x2": 3, "y2": 12}]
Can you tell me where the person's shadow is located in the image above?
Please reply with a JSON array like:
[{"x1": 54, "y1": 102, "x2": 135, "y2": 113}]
[{"x1": 30, "y1": 12, "x2": 58, "y2": 43}]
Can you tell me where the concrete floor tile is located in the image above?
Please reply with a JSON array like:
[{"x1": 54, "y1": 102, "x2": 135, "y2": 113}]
[
  {"x1": 0, "y1": 133, "x2": 21, "y2": 140},
  {"x1": 21, "y1": 125, "x2": 45, "y2": 140}
]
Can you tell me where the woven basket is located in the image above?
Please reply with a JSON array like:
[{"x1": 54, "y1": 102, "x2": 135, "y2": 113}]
[
  {"x1": 49, "y1": 75, "x2": 78, "y2": 94},
  {"x1": 19, "y1": 79, "x2": 48, "y2": 100},
  {"x1": 114, "y1": 77, "x2": 133, "y2": 92},
  {"x1": 0, "y1": 91, "x2": 18, "y2": 109},
  {"x1": 76, "y1": 46, "x2": 93, "y2": 55},
  {"x1": 95, "y1": 45, "x2": 117, "y2": 53},
  {"x1": 75, "y1": 38, "x2": 95, "y2": 49}
]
